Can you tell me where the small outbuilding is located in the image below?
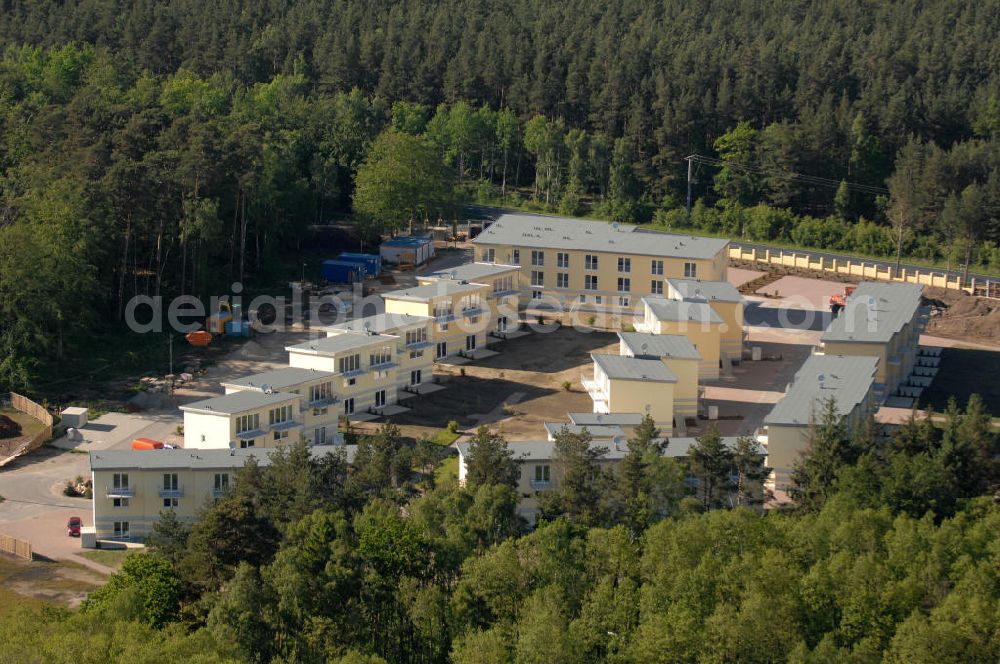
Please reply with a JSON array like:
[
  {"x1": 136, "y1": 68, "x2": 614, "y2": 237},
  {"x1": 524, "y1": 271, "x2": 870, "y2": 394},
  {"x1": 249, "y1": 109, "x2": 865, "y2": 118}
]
[
  {"x1": 60, "y1": 407, "x2": 89, "y2": 428},
  {"x1": 379, "y1": 234, "x2": 435, "y2": 266},
  {"x1": 321, "y1": 259, "x2": 367, "y2": 284}
]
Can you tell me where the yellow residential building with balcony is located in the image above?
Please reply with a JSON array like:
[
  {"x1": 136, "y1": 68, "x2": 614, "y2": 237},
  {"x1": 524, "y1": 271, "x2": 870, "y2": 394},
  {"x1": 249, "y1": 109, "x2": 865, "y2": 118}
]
[
  {"x1": 471, "y1": 213, "x2": 729, "y2": 311},
  {"x1": 89, "y1": 445, "x2": 352, "y2": 541},
  {"x1": 381, "y1": 280, "x2": 497, "y2": 359},
  {"x1": 180, "y1": 390, "x2": 305, "y2": 450},
  {"x1": 417, "y1": 262, "x2": 522, "y2": 332},
  {"x1": 286, "y1": 333, "x2": 402, "y2": 417},
  {"x1": 220, "y1": 367, "x2": 342, "y2": 447},
  {"x1": 324, "y1": 313, "x2": 436, "y2": 396}
]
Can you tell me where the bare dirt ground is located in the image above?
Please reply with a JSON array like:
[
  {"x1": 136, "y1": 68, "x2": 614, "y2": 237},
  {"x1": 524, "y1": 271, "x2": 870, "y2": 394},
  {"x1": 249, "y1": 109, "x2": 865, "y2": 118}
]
[
  {"x1": 923, "y1": 287, "x2": 1000, "y2": 345},
  {"x1": 390, "y1": 328, "x2": 619, "y2": 440}
]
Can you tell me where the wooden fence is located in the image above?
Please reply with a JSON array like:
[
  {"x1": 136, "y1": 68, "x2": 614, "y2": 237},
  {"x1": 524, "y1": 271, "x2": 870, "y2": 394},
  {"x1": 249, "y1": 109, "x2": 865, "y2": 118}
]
[
  {"x1": 0, "y1": 534, "x2": 32, "y2": 560},
  {"x1": 0, "y1": 392, "x2": 54, "y2": 466},
  {"x1": 729, "y1": 245, "x2": 1000, "y2": 299}
]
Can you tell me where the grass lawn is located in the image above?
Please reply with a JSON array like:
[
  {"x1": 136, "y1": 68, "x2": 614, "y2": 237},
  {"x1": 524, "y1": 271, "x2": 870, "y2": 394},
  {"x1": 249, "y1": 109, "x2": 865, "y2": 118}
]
[
  {"x1": 0, "y1": 555, "x2": 103, "y2": 609},
  {"x1": 78, "y1": 549, "x2": 133, "y2": 570},
  {"x1": 429, "y1": 429, "x2": 460, "y2": 447},
  {"x1": 434, "y1": 455, "x2": 459, "y2": 487}
]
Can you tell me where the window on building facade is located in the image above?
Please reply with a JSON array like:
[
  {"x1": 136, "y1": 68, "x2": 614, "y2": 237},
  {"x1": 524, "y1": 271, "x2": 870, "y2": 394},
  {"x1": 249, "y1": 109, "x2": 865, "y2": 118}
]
[
  {"x1": 511, "y1": 249, "x2": 520, "y2": 264},
  {"x1": 338, "y1": 353, "x2": 361, "y2": 374},
  {"x1": 531, "y1": 250, "x2": 544, "y2": 266},
  {"x1": 268, "y1": 405, "x2": 291, "y2": 425},
  {"x1": 235, "y1": 413, "x2": 259, "y2": 433},
  {"x1": 370, "y1": 346, "x2": 392, "y2": 367},
  {"x1": 557, "y1": 252, "x2": 569, "y2": 268},
  {"x1": 585, "y1": 275, "x2": 598, "y2": 290},
  {"x1": 531, "y1": 271, "x2": 544, "y2": 286},
  {"x1": 618, "y1": 277, "x2": 631, "y2": 292},
  {"x1": 684, "y1": 262, "x2": 697, "y2": 278},
  {"x1": 618, "y1": 257, "x2": 631, "y2": 273},
  {"x1": 557, "y1": 273, "x2": 569, "y2": 288},
  {"x1": 651, "y1": 280, "x2": 664, "y2": 295},
  {"x1": 651, "y1": 260, "x2": 664, "y2": 275},
  {"x1": 585, "y1": 254, "x2": 598, "y2": 270},
  {"x1": 309, "y1": 382, "x2": 333, "y2": 402}
]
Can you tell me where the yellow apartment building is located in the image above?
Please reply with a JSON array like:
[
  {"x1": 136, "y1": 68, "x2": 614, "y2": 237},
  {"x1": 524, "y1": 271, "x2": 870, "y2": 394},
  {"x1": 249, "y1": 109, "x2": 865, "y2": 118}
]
[
  {"x1": 819, "y1": 282, "x2": 926, "y2": 402},
  {"x1": 381, "y1": 280, "x2": 495, "y2": 359},
  {"x1": 418, "y1": 262, "x2": 522, "y2": 333},
  {"x1": 324, "y1": 313, "x2": 436, "y2": 395},
  {"x1": 637, "y1": 296, "x2": 723, "y2": 380},
  {"x1": 583, "y1": 353, "x2": 677, "y2": 430},
  {"x1": 618, "y1": 331, "x2": 701, "y2": 419},
  {"x1": 666, "y1": 278, "x2": 745, "y2": 360},
  {"x1": 180, "y1": 390, "x2": 305, "y2": 450},
  {"x1": 456, "y1": 432, "x2": 742, "y2": 526},
  {"x1": 761, "y1": 354, "x2": 879, "y2": 491},
  {"x1": 471, "y1": 213, "x2": 729, "y2": 311},
  {"x1": 89, "y1": 445, "x2": 353, "y2": 541},
  {"x1": 286, "y1": 333, "x2": 402, "y2": 417}
]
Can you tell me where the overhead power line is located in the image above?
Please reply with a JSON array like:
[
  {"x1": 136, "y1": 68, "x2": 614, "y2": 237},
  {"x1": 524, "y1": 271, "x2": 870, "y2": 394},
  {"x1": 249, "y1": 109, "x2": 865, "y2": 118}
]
[{"x1": 684, "y1": 154, "x2": 890, "y2": 196}]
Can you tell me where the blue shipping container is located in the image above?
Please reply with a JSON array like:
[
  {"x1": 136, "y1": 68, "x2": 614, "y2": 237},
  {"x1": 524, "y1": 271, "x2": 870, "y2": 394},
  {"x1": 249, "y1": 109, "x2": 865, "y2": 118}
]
[
  {"x1": 321, "y1": 259, "x2": 366, "y2": 284},
  {"x1": 337, "y1": 252, "x2": 382, "y2": 277}
]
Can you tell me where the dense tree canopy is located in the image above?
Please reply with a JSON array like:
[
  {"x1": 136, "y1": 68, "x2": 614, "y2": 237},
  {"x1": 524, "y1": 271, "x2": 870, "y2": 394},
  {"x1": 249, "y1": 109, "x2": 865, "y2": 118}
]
[{"x1": 3, "y1": 1, "x2": 1000, "y2": 392}]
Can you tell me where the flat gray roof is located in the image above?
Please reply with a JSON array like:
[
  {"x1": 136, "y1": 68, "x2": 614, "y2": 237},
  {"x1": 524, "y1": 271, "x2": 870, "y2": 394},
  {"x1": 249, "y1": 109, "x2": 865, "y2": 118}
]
[
  {"x1": 567, "y1": 412, "x2": 645, "y2": 426},
  {"x1": 764, "y1": 354, "x2": 879, "y2": 426},
  {"x1": 221, "y1": 367, "x2": 335, "y2": 391},
  {"x1": 618, "y1": 332, "x2": 701, "y2": 361},
  {"x1": 421, "y1": 262, "x2": 520, "y2": 283},
  {"x1": 592, "y1": 353, "x2": 677, "y2": 383},
  {"x1": 286, "y1": 332, "x2": 397, "y2": 356},
  {"x1": 821, "y1": 282, "x2": 924, "y2": 344},
  {"x1": 473, "y1": 213, "x2": 729, "y2": 260},
  {"x1": 381, "y1": 280, "x2": 487, "y2": 302},
  {"x1": 542, "y1": 422, "x2": 627, "y2": 440},
  {"x1": 325, "y1": 313, "x2": 431, "y2": 335},
  {"x1": 180, "y1": 390, "x2": 300, "y2": 416},
  {"x1": 90, "y1": 444, "x2": 354, "y2": 471},
  {"x1": 457, "y1": 437, "x2": 745, "y2": 462},
  {"x1": 667, "y1": 278, "x2": 743, "y2": 303},
  {"x1": 642, "y1": 296, "x2": 724, "y2": 324}
]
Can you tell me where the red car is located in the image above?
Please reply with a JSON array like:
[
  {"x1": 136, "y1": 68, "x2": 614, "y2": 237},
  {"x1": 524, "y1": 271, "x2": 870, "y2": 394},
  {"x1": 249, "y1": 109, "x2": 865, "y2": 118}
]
[{"x1": 67, "y1": 516, "x2": 83, "y2": 537}]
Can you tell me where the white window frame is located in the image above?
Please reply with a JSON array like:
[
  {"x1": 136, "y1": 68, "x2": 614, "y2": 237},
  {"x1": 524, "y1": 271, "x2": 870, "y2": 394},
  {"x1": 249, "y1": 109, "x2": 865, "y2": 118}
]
[
  {"x1": 531, "y1": 250, "x2": 544, "y2": 266},
  {"x1": 531, "y1": 271, "x2": 544, "y2": 287},
  {"x1": 684, "y1": 262, "x2": 697, "y2": 278},
  {"x1": 618, "y1": 277, "x2": 631, "y2": 292},
  {"x1": 585, "y1": 254, "x2": 598, "y2": 270},
  {"x1": 556, "y1": 273, "x2": 569, "y2": 288},
  {"x1": 651, "y1": 280, "x2": 663, "y2": 295},
  {"x1": 557, "y1": 252, "x2": 569, "y2": 268},
  {"x1": 585, "y1": 275, "x2": 598, "y2": 290},
  {"x1": 618, "y1": 257, "x2": 631, "y2": 273}
]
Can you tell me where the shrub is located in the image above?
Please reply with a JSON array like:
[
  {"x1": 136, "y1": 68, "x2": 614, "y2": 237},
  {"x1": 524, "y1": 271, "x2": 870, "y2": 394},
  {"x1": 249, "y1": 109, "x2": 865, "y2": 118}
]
[
  {"x1": 561, "y1": 381, "x2": 572, "y2": 392},
  {"x1": 446, "y1": 420, "x2": 459, "y2": 434}
]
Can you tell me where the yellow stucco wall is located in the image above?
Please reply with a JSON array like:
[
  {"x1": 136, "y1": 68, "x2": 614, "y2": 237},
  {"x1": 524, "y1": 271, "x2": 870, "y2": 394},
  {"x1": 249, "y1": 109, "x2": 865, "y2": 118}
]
[
  {"x1": 608, "y1": 378, "x2": 675, "y2": 427},
  {"x1": 473, "y1": 243, "x2": 727, "y2": 309},
  {"x1": 660, "y1": 357, "x2": 700, "y2": 416},
  {"x1": 654, "y1": 320, "x2": 722, "y2": 380},
  {"x1": 93, "y1": 466, "x2": 236, "y2": 539}
]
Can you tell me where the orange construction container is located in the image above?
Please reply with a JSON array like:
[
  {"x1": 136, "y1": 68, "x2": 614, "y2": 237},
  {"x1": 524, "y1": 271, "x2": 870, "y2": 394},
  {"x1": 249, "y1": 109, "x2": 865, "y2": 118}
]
[
  {"x1": 186, "y1": 330, "x2": 212, "y2": 347},
  {"x1": 131, "y1": 438, "x2": 164, "y2": 450}
]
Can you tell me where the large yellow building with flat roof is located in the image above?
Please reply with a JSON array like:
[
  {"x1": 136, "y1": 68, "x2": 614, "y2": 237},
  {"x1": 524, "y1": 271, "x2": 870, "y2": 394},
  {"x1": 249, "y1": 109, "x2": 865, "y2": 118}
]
[
  {"x1": 472, "y1": 214, "x2": 729, "y2": 311},
  {"x1": 90, "y1": 445, "x2": 351, "y2": 541}
]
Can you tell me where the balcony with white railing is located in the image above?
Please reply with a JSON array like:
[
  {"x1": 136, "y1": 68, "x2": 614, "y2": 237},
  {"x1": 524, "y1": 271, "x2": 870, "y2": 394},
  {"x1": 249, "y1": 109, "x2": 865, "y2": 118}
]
[
  {"x1": 159, "y1": 486, "x2": 184, "y2": 498},
  {"x1": 530, "y1": 479, "x2": 552, "y2": 490},
  {"x1": 106, "y1": 485, "x2": 134, "y2": 498},
  {"x1": 582, "y1": 376, "x2": 610, "y2": 411}
]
